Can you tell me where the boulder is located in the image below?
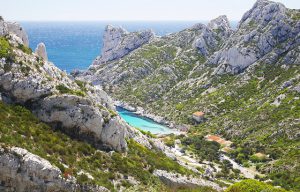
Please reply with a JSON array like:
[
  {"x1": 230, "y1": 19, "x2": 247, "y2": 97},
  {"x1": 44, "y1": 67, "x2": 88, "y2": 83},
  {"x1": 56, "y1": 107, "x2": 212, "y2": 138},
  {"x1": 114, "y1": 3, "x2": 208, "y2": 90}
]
[{"x1": 153, "y1": 169, "x2": 222, "y2": 191}]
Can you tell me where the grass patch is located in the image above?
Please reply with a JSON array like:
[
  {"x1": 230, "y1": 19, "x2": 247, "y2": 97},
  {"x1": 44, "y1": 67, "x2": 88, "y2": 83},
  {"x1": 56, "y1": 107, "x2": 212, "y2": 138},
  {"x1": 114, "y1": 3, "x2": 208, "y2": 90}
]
[
  {"x1": 0, "y1": 37, "x2": 14, "y2": 62},
  {"x1": 225, "y1": 179, "x2": 287, "y2": 192},
  {"x1": 17, "y1": 43, "x2": 32, "y2": 54},
  {"x1": 56, "y1": 84, "x2": 86, "y2": 97}
]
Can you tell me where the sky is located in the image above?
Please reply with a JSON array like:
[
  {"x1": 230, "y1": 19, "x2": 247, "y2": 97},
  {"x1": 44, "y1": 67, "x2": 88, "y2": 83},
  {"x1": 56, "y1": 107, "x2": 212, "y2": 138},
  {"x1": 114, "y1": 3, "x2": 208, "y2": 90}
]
[{"x1": 0, "y1": 0, "x2": 299, "y2": 22}]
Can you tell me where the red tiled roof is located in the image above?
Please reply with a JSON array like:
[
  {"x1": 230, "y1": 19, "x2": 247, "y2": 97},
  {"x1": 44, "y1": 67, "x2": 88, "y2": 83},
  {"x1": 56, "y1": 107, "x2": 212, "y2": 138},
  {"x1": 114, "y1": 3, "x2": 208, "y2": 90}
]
[{"x1": 193, "y1": 111, "x2": 204, "y2": 116}]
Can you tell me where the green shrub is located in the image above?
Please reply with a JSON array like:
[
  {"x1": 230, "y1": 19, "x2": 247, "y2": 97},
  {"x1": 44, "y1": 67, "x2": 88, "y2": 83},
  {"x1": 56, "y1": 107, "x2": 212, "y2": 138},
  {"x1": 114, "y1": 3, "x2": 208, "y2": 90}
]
[
  {"x1": 176, "y1": 186, "x2": 217, "y2": 192},
  {"x1": 17, "y1": 43, "x2": 32, "y2": 54},
  {"x1": 0, "y1": 37, "x2": 14, "y2": 61},
  {"x1": 108, "y1": 109, "x2": 117, "y2": 117},
  {"x1": 56, "y1": 84, "x2": 86, "y2": 97},
  {"x1": 176, "y1": 103, "x2": 184, "y2": 111},
  {"x1": 75, "y1": 80, "x2": 88, "y2": 93},
  {"x1": 181, "y1": 135, "x2": 220, "y2": 162},
  {"x1": 225, "y1": 179, "x2": 287, "y2": 192}
]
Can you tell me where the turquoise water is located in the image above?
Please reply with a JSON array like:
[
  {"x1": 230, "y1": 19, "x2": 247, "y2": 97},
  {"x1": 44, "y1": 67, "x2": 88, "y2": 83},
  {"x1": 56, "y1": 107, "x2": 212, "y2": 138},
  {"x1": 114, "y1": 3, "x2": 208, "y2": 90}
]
[{"x1": 116, "y1": 107, "x2": 175, "y2": 134}]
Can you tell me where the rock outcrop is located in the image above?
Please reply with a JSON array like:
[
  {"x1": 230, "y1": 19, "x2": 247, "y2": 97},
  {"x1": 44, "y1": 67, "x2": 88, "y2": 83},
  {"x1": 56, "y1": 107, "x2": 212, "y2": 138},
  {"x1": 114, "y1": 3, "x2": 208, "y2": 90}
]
[
  {"x1": 0, "y1": 18, "x2": 29, "y2": 46},
  {"x1": 0, "y1": 146, "x2": 108, "y2": 192},
  {"x1": 0, "y1": 19, "x2": 128, "y2": 152},
  {"x1": 0, "y1": 18, "x2": 8, "y2": 36},
  {"x1": 153, "y1": 170, "x2": 222, "y2": 191},
  {"x1": 92, "y1": 25, "x2": 155, "y2": 65},
  {"x1": 0, "y1": 16, "x2": 29, "y2": 47},
  {"x1": 207, "y1": 15, "x2": 233, "y2": 39},
  {"x1": 6, "y1": 22, "x2": 29, "y2": 47},
  {"x1": 35, "y1": 42, "x2": 48, "y2": 61},
  {"x1": 77, "y1": 15, "x2": 231, "y2": 88},
  {"x1": 208, "y1": 0, "x2": 300, "y2": 74}
]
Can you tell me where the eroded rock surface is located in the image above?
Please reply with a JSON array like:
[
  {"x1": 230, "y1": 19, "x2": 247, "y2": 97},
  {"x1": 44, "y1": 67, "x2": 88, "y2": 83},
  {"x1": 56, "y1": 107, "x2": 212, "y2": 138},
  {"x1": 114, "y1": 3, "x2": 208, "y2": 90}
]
[
  {"x1": 0, "y1": 19, "x2": 128, "y2": 152},
  {"x1": 92, "y1": 25, "x2": 155, "y2": 65},
  {"x1": 209, "y1": 0, "x2": 300, "y2": 74},
  {"x1": 0, "y1": 146, "x2": 109, "y2": 192},
  {"x1": 153, "y1": 169, "x2": 222, "y2": 191},
  {"x1": 0, "y1": 19, "x2": 29, "y2": 46}
]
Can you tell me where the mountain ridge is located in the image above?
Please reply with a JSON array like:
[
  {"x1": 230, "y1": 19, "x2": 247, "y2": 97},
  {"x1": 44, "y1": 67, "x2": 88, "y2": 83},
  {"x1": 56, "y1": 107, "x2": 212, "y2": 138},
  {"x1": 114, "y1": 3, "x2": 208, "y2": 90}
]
[{"x1": 74, "y1": 0, "x2": 300, "y2": 190}]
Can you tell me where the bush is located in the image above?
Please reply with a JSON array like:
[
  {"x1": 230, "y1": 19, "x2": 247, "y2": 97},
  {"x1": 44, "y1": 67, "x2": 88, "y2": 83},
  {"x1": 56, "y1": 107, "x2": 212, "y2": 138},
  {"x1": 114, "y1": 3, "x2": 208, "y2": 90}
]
[
  {"x1": 75, "y1": 80, "x2": 88, "y2": 93},
  {"x1": 181, "y1": 135, "x2": 220, "y2": 161},
  {"x1": 56, "y1": 84, "x2": 86, "y2": 97},
  {"x1": 0, "y1": 37, "x2": 14, "y2": 61},
  {"x1": 176, "y1": 103, "x2": 184, "y2": 111},
  {"x1": 17, "y1": 43, "x2": 32, "y2": 54},
  {"x1": 250, "y1": 154, "x2": 267, "y2": 163},
  {"x1": 225, "y1": 179, "x2": 287, "y2": 192}
]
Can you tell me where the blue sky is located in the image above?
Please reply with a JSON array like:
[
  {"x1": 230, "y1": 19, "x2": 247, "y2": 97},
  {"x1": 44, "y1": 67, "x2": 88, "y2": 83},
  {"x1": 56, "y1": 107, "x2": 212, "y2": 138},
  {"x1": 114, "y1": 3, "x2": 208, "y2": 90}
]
[{"x1": 0, "y1": 0, "x2": 299, "y2": 21}]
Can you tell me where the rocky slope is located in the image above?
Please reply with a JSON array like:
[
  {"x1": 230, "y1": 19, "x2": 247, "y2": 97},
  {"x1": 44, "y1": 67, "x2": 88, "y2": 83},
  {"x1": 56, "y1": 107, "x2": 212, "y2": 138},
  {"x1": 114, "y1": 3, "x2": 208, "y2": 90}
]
[
  {"x1": 76, "y1": 0, "x2": 300, "y2": 191},
  {"x1": 0, "y1": 17, "x2": 29, "y2": 46},
  {"x1": 77, "y1": 14, "x2": 232, "y2": 98},
  {"x1": 0, "y1": 19, "x2": 129, "y2": 152},
  {"x1": 0, "y1": 18, "x2": 223, "y2": 192},
  {"x1": 0, "y1": 146, "x2": 108, "y2": 192},
  {"x1": 208, "y1": 0, "x2": 300, "y2": 74}
]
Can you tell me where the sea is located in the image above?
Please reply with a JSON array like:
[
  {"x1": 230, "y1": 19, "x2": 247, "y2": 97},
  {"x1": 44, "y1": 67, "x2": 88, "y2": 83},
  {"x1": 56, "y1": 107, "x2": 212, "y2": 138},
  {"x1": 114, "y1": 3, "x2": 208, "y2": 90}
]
[
  {"x1": 21, "y1": 21, "x2": 238, "y2": 73},
  {"x1": 20, "y1": 21, "x2": 238, "y2": 133}
]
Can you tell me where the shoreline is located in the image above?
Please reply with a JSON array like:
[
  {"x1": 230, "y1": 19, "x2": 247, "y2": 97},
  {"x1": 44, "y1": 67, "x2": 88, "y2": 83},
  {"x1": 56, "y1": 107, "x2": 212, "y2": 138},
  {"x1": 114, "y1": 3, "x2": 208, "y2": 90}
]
[{"x1": 114, "y1": 100, "x2": 189, "y2": 133}]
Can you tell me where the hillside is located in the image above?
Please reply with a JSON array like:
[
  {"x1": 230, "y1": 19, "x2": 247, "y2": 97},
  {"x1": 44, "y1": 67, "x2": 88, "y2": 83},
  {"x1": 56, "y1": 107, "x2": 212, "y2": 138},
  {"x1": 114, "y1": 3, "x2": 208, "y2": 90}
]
[
  {"x1": 0, "y1": 17, "x2": 225, "y2": 191},
  {"x1": 78, "y1": 0, "x2": 300, "y2": 191}
]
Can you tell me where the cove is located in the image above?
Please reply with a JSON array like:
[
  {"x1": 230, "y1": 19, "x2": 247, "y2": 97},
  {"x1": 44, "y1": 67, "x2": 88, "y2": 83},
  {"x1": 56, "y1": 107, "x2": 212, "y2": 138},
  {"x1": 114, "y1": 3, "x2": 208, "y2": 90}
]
[{"x1": 116, "y1": 106, "x2": 175, "y2": 134}]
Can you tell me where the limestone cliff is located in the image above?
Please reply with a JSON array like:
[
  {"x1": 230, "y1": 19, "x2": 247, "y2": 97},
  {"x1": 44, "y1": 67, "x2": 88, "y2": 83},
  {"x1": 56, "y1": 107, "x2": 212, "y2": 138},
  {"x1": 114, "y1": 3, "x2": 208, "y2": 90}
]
[
  {"x1": 208, "y1": 0, "x2": 300, "y2": 74},
  {"x1": 92, "y1": 25, "x2": 154, "y2": 65},
  {"x1": 74, "y1": 2, "x2": 300, "y2": 189},
  {"x1": 0, "y1": 18, "x2": 29, "y2": 46},
  {"x1": 0, "y1": 146, "x2": 108, "y2": 192},
  {"x1": 0, "y1": 20, "x2": 128, "y2": 152}
]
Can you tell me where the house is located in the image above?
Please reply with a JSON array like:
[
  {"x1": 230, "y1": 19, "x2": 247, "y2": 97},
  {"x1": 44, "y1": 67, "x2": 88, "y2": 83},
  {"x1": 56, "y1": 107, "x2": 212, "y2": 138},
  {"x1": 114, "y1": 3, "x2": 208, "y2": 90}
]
[{"x1": 192, "y1": 111, "x2": 205, "y2": 122}]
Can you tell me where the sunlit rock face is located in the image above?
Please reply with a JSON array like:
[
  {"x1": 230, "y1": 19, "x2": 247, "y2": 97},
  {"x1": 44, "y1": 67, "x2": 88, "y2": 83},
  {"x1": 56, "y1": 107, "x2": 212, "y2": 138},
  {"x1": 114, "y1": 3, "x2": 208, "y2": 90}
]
[
  {"x1": 208, "y1": 0, "x2": 300, "y2": 74},
  {"x1": 92, "y1": 25, "x2": 155, "y2": 65},
  {"x1": 35, "y1": 42, "x2": 48, "y2": 61}
]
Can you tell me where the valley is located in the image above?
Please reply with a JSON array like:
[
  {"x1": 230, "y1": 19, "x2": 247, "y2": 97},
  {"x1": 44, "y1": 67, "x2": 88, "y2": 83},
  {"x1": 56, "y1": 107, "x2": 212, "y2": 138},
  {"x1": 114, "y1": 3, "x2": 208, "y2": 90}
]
[{"x1": 0, "y1": 0, "x2": 299, "y2": 191}]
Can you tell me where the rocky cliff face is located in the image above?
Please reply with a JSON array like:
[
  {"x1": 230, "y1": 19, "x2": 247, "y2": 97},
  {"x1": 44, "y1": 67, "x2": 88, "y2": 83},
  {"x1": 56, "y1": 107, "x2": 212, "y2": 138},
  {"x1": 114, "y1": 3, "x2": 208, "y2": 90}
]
[
  {"x1": 208, "y1": 0, "x2": 300, "y2": 74},
  {"x1": 92, "y1": 25, "x2": 154, "y2": 65},
  {"x1": 0, "y1": 18, "x2": 29, "y2": 46},
  {"x1": 75, "y1": 1, "x2": 300, "y2": 189},
  {"x1": 80, "y1": 15, "x2": 231, "y2": 88},
  {"x1": 0, "y1": 146, "x2": 108, "y2": 192},
  {"x1": 80, "y1": 0, "x2": 299, "y2": 118},
  {"x1": 0, "y1": 20, "x2": 128, "y2": 152},
  {"x1": 207, "y1": 15, "x2": 233, "y2": 39}
]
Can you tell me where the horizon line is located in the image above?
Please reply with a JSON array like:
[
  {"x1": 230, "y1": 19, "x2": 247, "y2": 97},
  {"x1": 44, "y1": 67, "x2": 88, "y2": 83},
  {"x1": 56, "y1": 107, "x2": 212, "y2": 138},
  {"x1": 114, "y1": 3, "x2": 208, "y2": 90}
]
[{"x1": 16, "y1": 20, "x2": 240, "y2": 22}]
